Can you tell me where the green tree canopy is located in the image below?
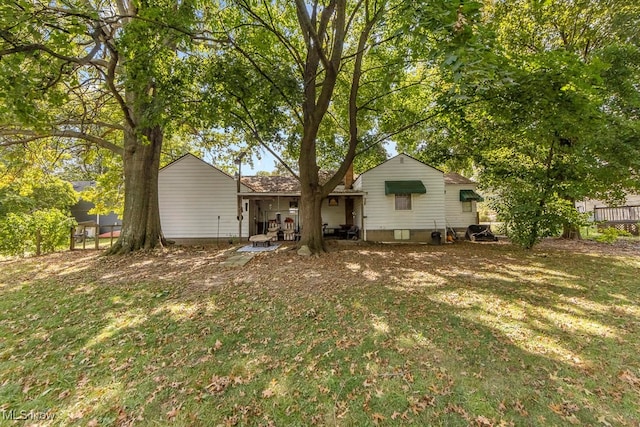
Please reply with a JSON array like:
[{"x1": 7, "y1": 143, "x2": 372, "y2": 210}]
[
  {"x1": 402, "y1": 0, "x2": 640, "y2": 247},
  {"x1": 204, "y1": 0, "x2": 482, "y2": 253},
  {"x1": 1, "y1": 0, "x2": 213, "y2": 254}
]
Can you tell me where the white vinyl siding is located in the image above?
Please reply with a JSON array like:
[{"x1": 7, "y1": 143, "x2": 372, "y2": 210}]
[
  {"x1": 445, "y1": 184, "x2": 479, "y2": 228},
  {"x1": 357, "y1": 154, "x2": 446, "y2": 231},
  {"x1": 576, "y1": 194, "x2": 640, "y2": 213},
  {"x1": 159, "y1": 154, "x2": 251, "y2": 238},
  {"x1": 321, "y1": 199, "x2": 345, "y2": 229}
]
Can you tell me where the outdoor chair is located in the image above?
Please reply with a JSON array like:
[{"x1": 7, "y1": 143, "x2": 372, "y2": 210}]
[
  {"x1": 346, "y1": 225, "x2": 359, "y2": 240},
  {"x1": 266, "y1": 223, "x2": 280, "y2": 241}
]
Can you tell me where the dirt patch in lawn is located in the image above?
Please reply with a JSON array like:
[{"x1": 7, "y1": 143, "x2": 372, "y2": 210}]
[
  {"x1": 537, "y1": 237, "x2": 640, "y2": 256},
  {"x1": 3, "y1": 237, "x2": 636, "y2": 296}
]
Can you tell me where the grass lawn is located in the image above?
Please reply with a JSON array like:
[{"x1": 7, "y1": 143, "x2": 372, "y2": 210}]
[{"x1": 1, "y1": 240, "x2": 639, "y2": 426}]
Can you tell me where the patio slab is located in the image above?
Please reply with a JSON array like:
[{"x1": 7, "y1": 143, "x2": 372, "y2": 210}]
[{"x1": 220, "y1": 253, "x2": 255, "y2": 267}]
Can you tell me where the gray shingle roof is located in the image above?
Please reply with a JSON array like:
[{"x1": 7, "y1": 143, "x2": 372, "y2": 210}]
[
  {"x1": 241, "y1": 171, "x2": 349, "y2": 193},
  {"x1": 444, "y1": 172, "x2": 476, "y2": 185},
  {"x1": 241, "y1": 171, "x2": 475, "y2": 192}
]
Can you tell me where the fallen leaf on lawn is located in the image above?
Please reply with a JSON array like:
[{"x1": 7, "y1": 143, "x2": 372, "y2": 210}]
[
  {"x1": 565, "y1": 414, "x2": 581, "y2": 425},
  {"x1": 262, "y1": 388, "x2": 275, "y2": 398},
  {"x1": 87, "y1": 418, "x2": 99, "y2": 427},
  {"x1": 549, "y1": 403, "x2": 563, "y2": 416},
  {"x1": 597, "y1": 415, "x2": 612, "y2": 426},
  {"x1": 206, "y1": 375, "x2": 230, "y2": 394},
  {"x1": 409, "y1": 394, "x2": 435, "y2": 414},
  {"x1": 166, "y1": 406, "x2": 180, "y2": 421},
  {"x1": 618, "y1": 370, "x2": 640, "y2": 388},
  {"x1": 548, "y1": 401, "x2": 579, "y2": 417},
  {"x1": 474, "y1": 415, "x2": 494, "y2": 426},
  {"x1": 514, "y1": 400, "x2": 528, "y2": 416},
  {"x1": 372, "y1": 413, "x2": 386, "y2": 424}
]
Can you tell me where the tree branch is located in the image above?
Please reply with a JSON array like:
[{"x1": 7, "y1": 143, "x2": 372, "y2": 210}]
[
  {"x1": 228, "y1": 38, "x2": 304, "y2": 125},
  {"x1": 294, "y1": 0, "x2": 334, "y2": 72},
  {"x1": 234, "y1": 0, "x2": 305, "y2": 76},
  {"x1": 358, "y1": 80, "x2": 425, "y2": 111},
  {"x1": 228, "y1": 94, "x2": 300, "y2": 179},
  {"x1": 0, "y1": 129, "x2": 123, "y2": 155}
]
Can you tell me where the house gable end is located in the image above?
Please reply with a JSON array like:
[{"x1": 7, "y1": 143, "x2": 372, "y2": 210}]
[
  {"x1": 358, "y1": 153, "x2": 444, "y2": 178},
  {"x1": 160, "y1": 153, "x2": 253, "y2": 192}
]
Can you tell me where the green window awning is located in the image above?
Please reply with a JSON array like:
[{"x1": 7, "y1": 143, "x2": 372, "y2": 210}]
[
  {"x1": 459, "y1": 189, "x2": 484, "y2": 202},
  {"x1": 384, "y1": 180, "x2": 426, "y2": 195}
]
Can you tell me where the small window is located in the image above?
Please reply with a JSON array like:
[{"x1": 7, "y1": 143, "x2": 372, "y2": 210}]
[
  {"x1": 395, "y1": 194, "x2": 411, "y2": 210},
  {"x1": 462, "y1": 201, "x2": 472, "y2": 212}
]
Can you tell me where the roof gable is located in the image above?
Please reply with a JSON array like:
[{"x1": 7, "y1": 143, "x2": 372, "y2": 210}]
[
  {"x1": 160, "y1": 153, "x2": 254, "y2": 191},
  {"x1": 357, "y1": 153, "x2": 445, "y2": 177},
  {"x1": 241, "y1": 175, "x2": 299, "y2": 193}
]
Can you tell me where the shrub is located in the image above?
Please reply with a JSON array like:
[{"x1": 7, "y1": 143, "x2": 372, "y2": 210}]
[
  {"x1": 594, "y1": 227, "x2": 632, "y2": 244},
  {"x1": 0, "y1": 212, "x2": 32, "y2": 256},
  {"x1": 492, "y1": 189, "x2": 588, "y2": 249},
  {"x1": 0, "y1": 209, "x2": 76, "y2": 256}
]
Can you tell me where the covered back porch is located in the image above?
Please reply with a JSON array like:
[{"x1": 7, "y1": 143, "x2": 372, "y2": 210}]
[{"x1": 240, "y1": 192, "x2": 364, "y2": 240}]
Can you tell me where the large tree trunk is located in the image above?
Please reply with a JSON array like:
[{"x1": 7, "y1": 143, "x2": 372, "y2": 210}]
[
  {"x1": 298, "y1": 128, "x2": 327, "y2": 253},
  {"x1": 561, "y1": 223, "x2": 582, "y2": 239},
  {"x1": 108, "y1": 125, "x2": 166, "y2": 254},
  {"x1": 299, "y1": 185, "x2": 326, "y2": 253},
  {"x1": 561, "y1": 197, "x2": 581, "y2": 239}
]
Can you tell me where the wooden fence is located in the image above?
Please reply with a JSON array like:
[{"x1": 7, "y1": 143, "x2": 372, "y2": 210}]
[{"x1": 69, "y1": 224, "x2": 120, "y2": 250}]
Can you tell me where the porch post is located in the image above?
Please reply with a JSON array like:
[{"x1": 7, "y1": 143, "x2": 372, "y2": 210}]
[{"x1": 235, "y1": 153, "x2": 246, "y2": 240}]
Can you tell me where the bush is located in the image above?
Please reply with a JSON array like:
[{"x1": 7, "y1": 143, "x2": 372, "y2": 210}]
[
  {"x1": 492, "y1": 189, "x2": 589, "y2": 249},
  {"x1": 0, "y1": 209, "x2": 76, "y2": 256},
  {"x1": 0, "y1": 212, "x2": 32, "y2": 256},
  {"x1": 594, "y1": 227, "x2": 632, "y2": 244}
]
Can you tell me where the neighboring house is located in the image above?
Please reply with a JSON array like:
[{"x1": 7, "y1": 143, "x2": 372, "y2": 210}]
[
  {"x1": 576, "y1": 194, "x2": 640, "y2": 214},
  {"x1": 158, "y1": 153, "x2": 483, "y2": 243},
  {"x1": 576, "y1": 194, "x2": 640, "y2": 235},
  {"x1": 70, "y1": 181, "x2": 121, "y2": 236}
]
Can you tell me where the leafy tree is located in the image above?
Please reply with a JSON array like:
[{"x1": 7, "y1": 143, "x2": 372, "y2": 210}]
[
  {"x1": 0, "y1": 209, "x2": 76, "y2": 256},
  {"x1": 1, "y1": 0, "x2": 207, "y2": 254},
  {"x1": 0, "y1": 153, "x2": 78, "y2": 256},
  {"x1": 406, "y1": 0, "x2": 640, "y2": 247},
  {"x1": 211, "y1": 0, "x2": 479, "y2": 253}
]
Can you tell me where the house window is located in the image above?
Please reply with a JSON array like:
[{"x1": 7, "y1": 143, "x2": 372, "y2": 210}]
[
  {"x1": 462, "y1": 201, "x2": 472, "y2": 212},
  {"x1": 395, "y1": 194, "x2": 411, "y2": 210}
]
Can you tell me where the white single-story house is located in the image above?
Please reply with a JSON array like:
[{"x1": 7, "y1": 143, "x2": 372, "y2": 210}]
[{"x1": 158, "y1": 153, "x2": 484, "y2": 243}]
